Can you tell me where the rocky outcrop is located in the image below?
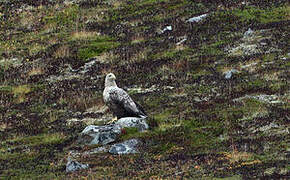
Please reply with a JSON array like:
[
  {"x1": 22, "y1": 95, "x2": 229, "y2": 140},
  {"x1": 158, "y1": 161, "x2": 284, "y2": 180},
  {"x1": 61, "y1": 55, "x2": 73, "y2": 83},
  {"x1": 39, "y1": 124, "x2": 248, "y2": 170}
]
[
  {"x1": 109, "y1": 139, "x2": 140, "y2": 155},
  {"x1": 78, "y1": 124, "x2": 122, "y2": 145},
  {"x1": 78, "y1": 117, "x2": 149, "y2": 145}
]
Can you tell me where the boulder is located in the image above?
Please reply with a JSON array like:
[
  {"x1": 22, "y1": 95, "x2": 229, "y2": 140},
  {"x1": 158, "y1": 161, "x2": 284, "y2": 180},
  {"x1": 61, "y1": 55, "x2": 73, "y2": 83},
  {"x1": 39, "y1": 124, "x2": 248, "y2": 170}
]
[
  {"x1": 109, "y1": 139, "x2": 140, "y2": 155},
  {"x1": 115, "y1": 117, "x2": 149, "y2": 131},
  {"x1": 66, "y1": 157, "x2": 88, "y2": 173},
  {"x1": 78, "y1": 124, "x2": 122, "y2": 145}
]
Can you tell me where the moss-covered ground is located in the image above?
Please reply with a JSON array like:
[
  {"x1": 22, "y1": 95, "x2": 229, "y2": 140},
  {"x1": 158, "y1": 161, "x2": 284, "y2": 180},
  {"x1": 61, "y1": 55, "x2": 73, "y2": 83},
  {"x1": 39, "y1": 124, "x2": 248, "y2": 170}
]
[{"x1": 0, "y1": 0, "x2": 289, "y2": 178}]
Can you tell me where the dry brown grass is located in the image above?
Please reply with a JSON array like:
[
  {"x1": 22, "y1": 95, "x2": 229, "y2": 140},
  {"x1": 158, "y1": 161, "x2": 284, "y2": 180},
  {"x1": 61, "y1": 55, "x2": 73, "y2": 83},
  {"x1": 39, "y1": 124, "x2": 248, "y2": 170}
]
[
  {"x1": 12, "y1": 85, "x2": 31, "y2": 103},
  {"x1": 223, "y1": 151, "x2": 253, "y2": 163},
  {"x1": 53, "y1": 45, "x2": 70, "y2": 58},
  {"x1": 130, "y1": 36, "x2": 145, "y2": 44},
  {"x1": 60, "y1": 92, "x2": 103, "y2": 111},
  {"x1": 97, "y1": 51, "x2": 118, "y2": 64},
  {"x1": 263, "y1": 71, "x2": 281, "y2": 81},
  {"x1": 27, "y1": 67, "x2": 44, "y2": 77},
  {"x1": 172, "y1": 59, "x2": 188, "y2": 70},
  {"x1": 70, "y1": 31, "x2": 100, "y2": 41}
]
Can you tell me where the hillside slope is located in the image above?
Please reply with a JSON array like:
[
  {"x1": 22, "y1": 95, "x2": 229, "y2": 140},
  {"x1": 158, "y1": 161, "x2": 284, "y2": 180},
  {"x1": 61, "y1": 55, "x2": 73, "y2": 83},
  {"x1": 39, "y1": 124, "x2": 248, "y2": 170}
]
[{"x1": 0, "y1": 0, "x2": 289, "y2": 178}]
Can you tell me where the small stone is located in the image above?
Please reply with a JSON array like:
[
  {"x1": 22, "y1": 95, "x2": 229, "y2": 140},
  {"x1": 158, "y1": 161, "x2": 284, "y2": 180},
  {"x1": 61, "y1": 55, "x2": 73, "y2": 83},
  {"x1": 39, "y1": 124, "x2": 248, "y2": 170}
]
[
  {"x1": 160, "y1": 25, "x2": 172, "y2": 34},
  {"x1": 224, "y1": 69, "x2": 238, "y2": 79},
  {"x1": 186, "y1": 14, "x2": 208, "y2": 23},
  {"x1": 66, "y1": 157, "x2": 89, "y2": 173},
  {"x1": 243, "y1": 28, "x2": 254, "y2": 38}
]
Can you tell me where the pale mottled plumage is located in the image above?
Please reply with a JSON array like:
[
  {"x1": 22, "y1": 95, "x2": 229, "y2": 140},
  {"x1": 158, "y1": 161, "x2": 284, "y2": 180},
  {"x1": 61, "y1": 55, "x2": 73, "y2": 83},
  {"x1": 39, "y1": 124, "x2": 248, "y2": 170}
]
[{"x1": 103, "y1": 73, "x2": 147, "y2": 119}]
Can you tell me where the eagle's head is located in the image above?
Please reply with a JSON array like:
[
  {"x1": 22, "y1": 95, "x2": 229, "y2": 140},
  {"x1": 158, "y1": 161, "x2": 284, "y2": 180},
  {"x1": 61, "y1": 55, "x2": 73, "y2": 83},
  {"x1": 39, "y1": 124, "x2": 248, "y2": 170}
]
[{"x1": 105, "y1": 73, "x2": 117, "y2": 87}]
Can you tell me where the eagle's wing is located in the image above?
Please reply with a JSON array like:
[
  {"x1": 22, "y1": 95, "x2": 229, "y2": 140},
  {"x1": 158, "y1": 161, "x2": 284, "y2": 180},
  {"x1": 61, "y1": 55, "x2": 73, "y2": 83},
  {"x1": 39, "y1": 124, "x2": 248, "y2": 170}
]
[{"x1": 109, "y1": 87, "x2": 147, "y2": 118}]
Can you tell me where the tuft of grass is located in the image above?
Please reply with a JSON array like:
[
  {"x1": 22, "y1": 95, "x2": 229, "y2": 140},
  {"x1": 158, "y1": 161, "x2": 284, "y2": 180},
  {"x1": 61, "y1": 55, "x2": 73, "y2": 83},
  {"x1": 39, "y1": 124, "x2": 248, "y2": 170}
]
[
  {"x1": 7, "y1": 133, "x2": 66, "y2": 147},
  {"x1": 232, "y1": 5, "x2": 289, "y2": 24},
  {"x1": 77, "y1": 36, "x2": 120, "y2": 61},
  {"x1": 53, "y1": 45, "x2": 70, "y2": 58},
  {"x1": 70, "y1": 31, "x2": 100, "y2": 41},
  {"x1": 12, "y1": 85, "x2": 32, "y2": 103}
]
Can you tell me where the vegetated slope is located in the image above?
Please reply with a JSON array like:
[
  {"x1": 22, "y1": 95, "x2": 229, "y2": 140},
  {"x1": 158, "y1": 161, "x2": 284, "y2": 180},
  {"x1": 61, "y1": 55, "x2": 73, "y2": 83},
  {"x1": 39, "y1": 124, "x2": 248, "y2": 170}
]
[{"x1": 0, "y1": 0, "x2": 289, "y2": 178}]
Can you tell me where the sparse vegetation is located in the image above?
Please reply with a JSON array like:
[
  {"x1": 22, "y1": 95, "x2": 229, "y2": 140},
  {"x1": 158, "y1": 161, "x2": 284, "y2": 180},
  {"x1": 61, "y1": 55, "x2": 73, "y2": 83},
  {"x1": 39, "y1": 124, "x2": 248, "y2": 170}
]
[{"x1": 0, "y1": 0, "x2": 289, "y2": 179}]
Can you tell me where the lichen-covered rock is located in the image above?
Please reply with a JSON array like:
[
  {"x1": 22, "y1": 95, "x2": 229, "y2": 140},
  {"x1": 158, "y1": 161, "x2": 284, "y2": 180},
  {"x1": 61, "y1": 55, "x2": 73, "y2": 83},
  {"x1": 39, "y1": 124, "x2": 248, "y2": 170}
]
[
  {"x1": 109, "y1": 139, "x2": 140, "y2": 155},
  {"x1": 243, "y1": 28, "x2": 254, "y2": 38},
  {"x1": 115, "y1": 117, "x2": 149, "y2": 131},
  {"x1": 78, "y1": 124, "x2": 121, "y2": 145},
  {"x1": 186, "y1": 14, "x2": 208, "y2": 23},
  {"x1": 224, "y1": 69, "x2": 239, "y2": 79},
  {"x1": 66, "y1": 157, "x2": 88, "y2": 173}
]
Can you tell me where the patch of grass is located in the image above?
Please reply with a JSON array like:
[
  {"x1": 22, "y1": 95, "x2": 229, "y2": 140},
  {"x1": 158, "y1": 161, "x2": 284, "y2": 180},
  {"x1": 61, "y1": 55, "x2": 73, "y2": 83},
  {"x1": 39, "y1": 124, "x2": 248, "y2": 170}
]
[
  {"x1": 119, "y1": 127, "x2": 140, "y2": 141},
  {"x1": 0, "y1": 85, "x2": 12, "y2": 92},
  {"x1": 53, "y1": 45, "x2": 70, "y2": 58},
  {"x1": 8, "y1": 133, "x2": 66, "y2": 147},
  {"x1": 70, "y1": 31, "x2": 99, "y2": 41},
  {"x1": 12, "y1": 85, "x2": 32, "y2": 103},
  {"x1": 77, "y1": 36, "x2": 120, "y2": 61},
  {"x1": 43, "y1": 4, "x2": 80, "y2": 31},
  {"x1": 232, "y1": 5, "x2": 289, "y2": 24},
  {"x1": 0, "y1": 132, "x2": 68, "y2": 178},
  {"x1": 199, "y1": 40, "x2": 226, "y2": 57}
]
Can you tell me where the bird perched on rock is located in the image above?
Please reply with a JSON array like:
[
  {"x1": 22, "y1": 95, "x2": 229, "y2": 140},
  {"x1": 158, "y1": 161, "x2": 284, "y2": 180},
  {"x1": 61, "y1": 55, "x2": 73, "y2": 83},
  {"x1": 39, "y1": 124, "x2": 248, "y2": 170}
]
[{"x1": 103, "y1": 73, "x2": 147, "y2": 122}]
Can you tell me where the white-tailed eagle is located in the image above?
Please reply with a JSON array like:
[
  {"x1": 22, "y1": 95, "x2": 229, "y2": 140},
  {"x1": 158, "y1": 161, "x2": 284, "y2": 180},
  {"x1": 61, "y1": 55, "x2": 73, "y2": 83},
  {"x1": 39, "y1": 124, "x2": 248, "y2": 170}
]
[{"x1": 103, "y1": 73, "x2": 147, "y2": 119}]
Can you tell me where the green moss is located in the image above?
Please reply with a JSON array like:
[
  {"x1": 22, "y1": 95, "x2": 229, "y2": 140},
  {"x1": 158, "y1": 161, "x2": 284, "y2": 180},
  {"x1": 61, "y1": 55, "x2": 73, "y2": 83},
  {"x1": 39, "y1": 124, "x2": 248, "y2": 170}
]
[
  {"x1": 269, "y1": 81, "x2": 288, "y2": 92},
  {"x1": 77, "y1": 36, "x2": 120, "y2": 61},
  {"x1": 151, "y1": 142, "x2": 176, "y2": 154},
  {"x1": 0, "y1": 132, "x2": 68, "y2": 179},
  {"x1": 43, "y1": 5, "x2": 80, "y2": 30},
  {"x1": 8, "y1": 133, "x2": 66, "y2": 147},
  {"x1": 200, "y1": 40, "x2": 226, "y2": 57},
  {"x1": 232, "y1": 5, "x2": 289, "y2": 24},
  {"x1": 119, "y1": 127, "x2": 141, "y2": 141},
  {"x1": 263, "y1": 53, "x2": 276, "y2": 62},
  {"x1": 30, "y1": 104, "x2": 48, "y2": 114},
  {"x1": 0, "y1": 85, "x2": 12, "y2": 92},
  {"x1": 182, "y1": 118, "x2": 224, "y2": 150}
]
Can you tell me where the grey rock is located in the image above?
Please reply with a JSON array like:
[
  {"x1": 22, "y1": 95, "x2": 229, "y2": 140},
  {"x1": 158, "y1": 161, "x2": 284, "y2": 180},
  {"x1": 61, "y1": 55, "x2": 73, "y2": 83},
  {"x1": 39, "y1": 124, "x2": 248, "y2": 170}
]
[
  {"x1": 160, "y1": 25, "x2": 172, "y2": 34},
  {"x1": 176, "y1": 38, "x2": 187, "y2": 45},
  {"x1": 109, "y1": 139, "x2": 140, "y2": 155},
  {"x1": 224, "y1": 69, "x2": 239, "y2": 79},
  {"x1": 79, "y1": 124, "x2": 121, "y2": 145},
  {"x1": 66, "y1": 157, "x2": 88, "y2": 173},
  {"x1": 186, "y1": 14, "x2": 208, "y2": 23},
  {"x1": 243, "y1": 28, "x2": 254, "y2": 38},
  {"x1": 115, "y1": 117, "x2": 149, "y2": 131}
]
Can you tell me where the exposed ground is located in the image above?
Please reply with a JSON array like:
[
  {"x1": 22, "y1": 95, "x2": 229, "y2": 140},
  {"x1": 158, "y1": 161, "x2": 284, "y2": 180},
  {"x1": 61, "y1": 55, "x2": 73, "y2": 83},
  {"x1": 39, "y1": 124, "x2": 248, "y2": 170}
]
[{"x1": 0, "y1": 0, "x2": 289, "y2": 179}]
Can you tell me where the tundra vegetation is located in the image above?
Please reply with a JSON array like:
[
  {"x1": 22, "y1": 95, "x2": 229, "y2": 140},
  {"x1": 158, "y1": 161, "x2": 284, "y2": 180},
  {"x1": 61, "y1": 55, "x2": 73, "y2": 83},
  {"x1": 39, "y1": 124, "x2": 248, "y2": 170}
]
[{"x1": 0, "y1": 0, "x2": 289, "y2": 179}]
